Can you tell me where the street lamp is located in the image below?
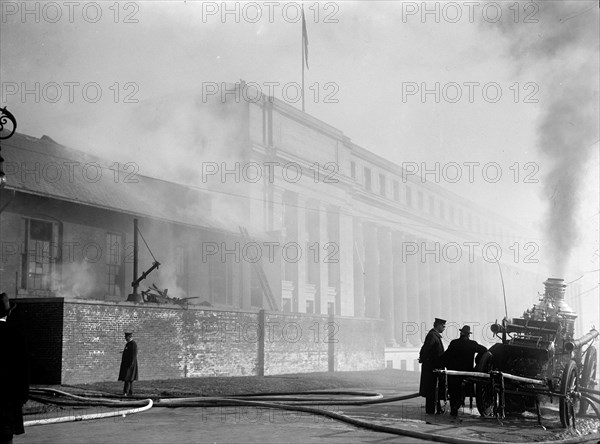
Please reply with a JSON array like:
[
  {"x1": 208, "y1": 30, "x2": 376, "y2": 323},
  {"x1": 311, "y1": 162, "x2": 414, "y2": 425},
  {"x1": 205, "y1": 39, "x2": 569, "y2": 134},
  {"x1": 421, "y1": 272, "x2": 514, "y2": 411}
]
[{"x1": 0, "y1": 106, "x2": 18, "y2": 189}]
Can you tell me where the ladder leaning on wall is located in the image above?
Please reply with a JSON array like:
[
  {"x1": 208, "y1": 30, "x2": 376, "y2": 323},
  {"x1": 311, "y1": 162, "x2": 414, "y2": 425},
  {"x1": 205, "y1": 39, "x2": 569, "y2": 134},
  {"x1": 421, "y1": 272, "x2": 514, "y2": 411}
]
[{"x1": 239, "y1": 226, "x2": 279, "y2": 311}]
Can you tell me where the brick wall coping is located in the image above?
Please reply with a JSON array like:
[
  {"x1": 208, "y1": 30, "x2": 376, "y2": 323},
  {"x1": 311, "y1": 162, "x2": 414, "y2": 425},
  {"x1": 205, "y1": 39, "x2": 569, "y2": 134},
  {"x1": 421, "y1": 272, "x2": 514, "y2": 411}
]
[{"x1": 11, "y1": 297, "x2": 384, "y2": 322}]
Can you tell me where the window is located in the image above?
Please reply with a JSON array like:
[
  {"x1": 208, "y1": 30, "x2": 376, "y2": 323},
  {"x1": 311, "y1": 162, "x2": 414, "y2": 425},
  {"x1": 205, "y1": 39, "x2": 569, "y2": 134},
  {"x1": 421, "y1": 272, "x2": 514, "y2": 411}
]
[
  {"x1": 350, "y1": 161, "x2": 356, "y2": 179},
  {"x1": 458, "y1": 209, "x2": 464, "y2": 226},
  {"x1": 406, "y1": 186, "x2": 413, "y2": 207},
  {"x1": 393, "y1": 181, "x2": 399, "y2": 201},
  {"x1": 418, "y1": 191, "x2": 424, "y2": 210},
  {"x1": 282, "y1": 298, "x2": 292, "y2": 312},
  {"x1": 379, "y1": 174, "x2": 386, "y2": 197},
  {"x1": 24, "y1": 219, "x2": 54, "y2": 292},
  {"x1": 364, "y1": 167, "x2": 372, "y2": 191},
  {"x1": 467, "y1": 213, "x2": 473, "y2": 230},
  {"x1": 306, "y1": 299, "x2": 314, "y2": 314},
  {"x1": 439, "y1": 201, "x2": 445, "y2": 220},
  {"x1": 327, "y1": 302, "x2": 335, "y2": 315},
  {"x1": 449, "y1": 205, "x2": 454, "y2": 223},
  {"x1": 428, "y1": 196, "x2": 435, "y2": 214},
  {"x1": 106, "y1": 232, "x2": 122, "y2": 296}
]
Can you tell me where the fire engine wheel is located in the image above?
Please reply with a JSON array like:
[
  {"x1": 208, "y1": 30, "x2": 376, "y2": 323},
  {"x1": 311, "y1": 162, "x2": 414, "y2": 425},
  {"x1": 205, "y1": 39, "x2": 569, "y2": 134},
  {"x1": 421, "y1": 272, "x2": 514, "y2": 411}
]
[
  {"x1": 559, "y1": 360, "x2": 579, "y2": 428},
  {"x1": 475, "y1": 351, "x2": 494, "y2": 417},
  {"x1": 579, "y1": 346, "x2": 597, "y2": 416}
]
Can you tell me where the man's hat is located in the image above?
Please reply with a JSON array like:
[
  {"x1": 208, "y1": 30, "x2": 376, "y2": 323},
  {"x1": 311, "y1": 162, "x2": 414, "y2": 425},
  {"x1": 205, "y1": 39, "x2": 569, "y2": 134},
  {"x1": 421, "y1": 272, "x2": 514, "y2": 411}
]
[
  {"x1": 124, "y1": 329, "x2": 134, "y2": 335},
  {"x1": 0, "y1": 293, "x2": 16, "y2": 318},
  {"x1": 459, "y1": 325, "x2": 472, "y2": 335},
  {"x1": 434, "y1": 318, "x2": 447, "y2": 326}
]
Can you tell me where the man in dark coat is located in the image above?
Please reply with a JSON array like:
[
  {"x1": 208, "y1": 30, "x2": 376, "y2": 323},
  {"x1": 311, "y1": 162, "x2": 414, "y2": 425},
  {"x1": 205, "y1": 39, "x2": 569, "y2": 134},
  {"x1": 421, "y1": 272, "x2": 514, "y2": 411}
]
[
  {"x1": 441, "y1": 325, "x2": 487, "y2": 418},
  {"x1": 0, "y1": 293, "x2": 29, "y2": 444},
  {"x1": 419, "y1": 317, "x2": 446, "y2": 414},
  {"x1": 118, "y1": 331, "x2": 138, "y2": 396}
]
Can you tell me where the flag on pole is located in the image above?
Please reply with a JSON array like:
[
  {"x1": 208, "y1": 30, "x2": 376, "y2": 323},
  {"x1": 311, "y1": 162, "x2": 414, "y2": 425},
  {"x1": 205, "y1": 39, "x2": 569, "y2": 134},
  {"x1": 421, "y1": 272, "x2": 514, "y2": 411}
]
[{"x1": 302, "y1": 6, "x2": 309, "y2": 69}]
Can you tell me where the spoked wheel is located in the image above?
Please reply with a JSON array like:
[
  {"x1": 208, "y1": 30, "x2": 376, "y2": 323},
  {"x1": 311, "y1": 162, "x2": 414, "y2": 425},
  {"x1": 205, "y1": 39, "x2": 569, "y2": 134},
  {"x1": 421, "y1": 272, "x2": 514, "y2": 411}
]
[
  {"x1": 579, "y1": 346, "x2": 597, "y2": 416},
  {"x1": 559, "y1": 360, "x2": 579, "y2": 427},
  {"x1": 475, "y1": 351, "x2": 494, "y2": 416}
]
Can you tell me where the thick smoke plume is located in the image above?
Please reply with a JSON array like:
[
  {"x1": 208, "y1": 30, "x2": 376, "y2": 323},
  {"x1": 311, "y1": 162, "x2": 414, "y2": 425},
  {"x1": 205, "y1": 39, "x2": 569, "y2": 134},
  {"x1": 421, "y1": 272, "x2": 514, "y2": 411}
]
[{"x1": 494, "y1": 1, "x2": 599, "y2": 275}]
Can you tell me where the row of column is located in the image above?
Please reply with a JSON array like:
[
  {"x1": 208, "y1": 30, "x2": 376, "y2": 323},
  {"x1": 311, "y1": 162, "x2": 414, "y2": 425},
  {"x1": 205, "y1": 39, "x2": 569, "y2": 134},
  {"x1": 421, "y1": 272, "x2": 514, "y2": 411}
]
[
  {"x1": 353, "y1": 218, "x2": 514, "y2": 347},
  {"x1": 273, "y1": 190, "x2": 533, "y2": 346},
  {"x1": 279, "y1": 193, "x2": 342, "y2": 315}
]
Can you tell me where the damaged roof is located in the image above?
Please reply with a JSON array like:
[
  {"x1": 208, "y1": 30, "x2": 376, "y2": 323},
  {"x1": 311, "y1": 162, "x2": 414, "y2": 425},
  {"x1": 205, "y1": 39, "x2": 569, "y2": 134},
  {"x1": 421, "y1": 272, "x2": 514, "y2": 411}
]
[{"x1": 2, "y1": 132, "x2": 224, "y2": 231}]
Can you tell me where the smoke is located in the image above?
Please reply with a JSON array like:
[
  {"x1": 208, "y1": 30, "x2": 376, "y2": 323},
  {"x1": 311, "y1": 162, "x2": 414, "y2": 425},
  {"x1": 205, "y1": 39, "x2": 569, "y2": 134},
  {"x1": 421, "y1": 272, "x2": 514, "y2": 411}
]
[
  {"x1": 53, "y1": 261, "x2": 97, "y2": 299},
  {"x1": 491, "y1": 1, "x2": 599, "y2": 275}
]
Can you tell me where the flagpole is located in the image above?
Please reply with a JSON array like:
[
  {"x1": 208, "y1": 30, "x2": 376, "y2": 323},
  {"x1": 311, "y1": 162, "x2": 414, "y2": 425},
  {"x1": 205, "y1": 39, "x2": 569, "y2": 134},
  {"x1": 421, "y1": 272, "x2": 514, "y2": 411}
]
[{"x1": 301, "y1": 18, "x2": 305, "y2": 113}]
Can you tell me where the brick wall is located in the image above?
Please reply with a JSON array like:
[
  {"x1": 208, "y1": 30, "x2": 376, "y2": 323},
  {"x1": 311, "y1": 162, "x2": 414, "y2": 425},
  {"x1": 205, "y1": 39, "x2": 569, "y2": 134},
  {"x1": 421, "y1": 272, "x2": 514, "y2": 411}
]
[
  {"x1": 264, "y1": 313, "x2": 331, "y2": 375},
  {"x1": 11, "y1": 299, "x2": 384, "y2": 384},
  {"x1": 335, "y1": 316, "x2": 385, "y2": 371}
]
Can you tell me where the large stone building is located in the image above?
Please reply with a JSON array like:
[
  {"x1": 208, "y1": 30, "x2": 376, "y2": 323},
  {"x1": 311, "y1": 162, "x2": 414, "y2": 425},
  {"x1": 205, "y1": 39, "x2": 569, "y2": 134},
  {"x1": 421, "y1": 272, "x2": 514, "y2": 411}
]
[
  {"x1": 196, "y1": 83, "x2": 563, "y2": 345},
  {"x1": 1, "y1": 83, "x2": 584, "y2": 377}
]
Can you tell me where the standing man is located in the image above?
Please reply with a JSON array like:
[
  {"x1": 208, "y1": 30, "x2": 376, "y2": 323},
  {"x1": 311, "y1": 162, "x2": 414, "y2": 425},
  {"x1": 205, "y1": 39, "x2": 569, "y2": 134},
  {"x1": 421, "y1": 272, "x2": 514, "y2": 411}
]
[
  {"x1": 441, "y1": 325, "x2": 487, "y2": 418},
  {"x1": 0, "y1": 293, "x2": 29, "y2": 444},
  {"x1": 419, "y1": 317, "x2": 446, "y2": 414},
  {"x1": 118, "y1": 331, "x2": 138, "y2": 396}
]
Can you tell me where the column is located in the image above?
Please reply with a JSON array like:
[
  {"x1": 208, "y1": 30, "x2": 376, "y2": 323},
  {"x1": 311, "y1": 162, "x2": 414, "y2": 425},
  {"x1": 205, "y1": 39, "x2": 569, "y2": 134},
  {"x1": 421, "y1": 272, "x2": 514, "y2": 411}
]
[
  {"x1": 296, "y1": 195, "x2": 307, "y2": 312},
  {"x1": 327, "y1": 207, "x2": 342, "y2": 315},
  {"x1": 465, "y1": 253, "x2": 477, "y2": 327},
  {"x1": 392, "y1": 231, "x2": 408, "y2": 346},
  {"x1": 425, "y1": 240, "x2": 443, "y2": 322},
  {"x1": 439, "y1": 253, "x2": 454, "y2": 326},
  {"x1": 474, "y1": 257, "x2": 487, "y2": 343},
  {"x1": 282, "y1": 192, "x2": 298, "y2": 312},
  {"x1": 404, "y1": 233, "x2": 421, "y2": 346},
  {"x1": 318, "y1": 202, "x2": 329, "y2": 315},
  {"x1": 363, "y1": 222, "x2": 379, "y2": 319},
  {"x1": 456, "y1": 249, "x2": 471, "y2": 329},
  {"x1": 339, "y1": 210, "x2": 355, "y2": 316},
  {"x1": 378, "y1": 227, "x2": 395, "y2": 346},
  {"x1": 353, "y1": 217, "x2": 365, "y2": 318},
  {"x1": 417, "y1": 238, "x2": 431, "y2": 330}
]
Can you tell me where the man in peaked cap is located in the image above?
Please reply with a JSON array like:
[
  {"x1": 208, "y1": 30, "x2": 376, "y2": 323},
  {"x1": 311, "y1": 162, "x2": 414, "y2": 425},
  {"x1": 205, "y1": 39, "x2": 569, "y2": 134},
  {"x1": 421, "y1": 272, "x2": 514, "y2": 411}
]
[
  {"x1": 419, "y1": 318, "x2": 446, "y2": 414},
  {"x1": 0, "y1": 293, "x2": 30, "y2": 444},
  {"x1": 441, "y1": 325, "x2": 488, "y2": 418},
  {"x1": 118, "y1": 330, "x2": 138, "y2": 396}
]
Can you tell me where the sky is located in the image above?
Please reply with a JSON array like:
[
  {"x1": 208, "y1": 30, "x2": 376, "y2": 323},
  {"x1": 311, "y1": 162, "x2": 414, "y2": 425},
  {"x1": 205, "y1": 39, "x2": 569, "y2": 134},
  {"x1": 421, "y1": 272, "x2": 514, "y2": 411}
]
[{"x1": 1, "y1": 1, "x2": 598, "y2": 303}]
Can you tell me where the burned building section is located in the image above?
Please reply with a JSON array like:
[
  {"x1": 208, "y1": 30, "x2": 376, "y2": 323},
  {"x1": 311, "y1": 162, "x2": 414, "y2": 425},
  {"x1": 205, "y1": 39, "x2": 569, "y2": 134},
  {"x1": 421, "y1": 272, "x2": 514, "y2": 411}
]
[
  {"x1": 0, "y1": 133, "x2": 248, "y2": 305},
  {"x1": 0, "y1": 84, "x2": 585, "y2": 383}
]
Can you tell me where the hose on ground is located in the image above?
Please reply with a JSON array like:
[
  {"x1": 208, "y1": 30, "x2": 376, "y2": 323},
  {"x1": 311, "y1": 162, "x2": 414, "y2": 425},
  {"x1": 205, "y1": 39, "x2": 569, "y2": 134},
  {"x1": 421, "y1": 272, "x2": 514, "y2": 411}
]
[
  {"x1": 26, "y1": 388, "x2": 599, "y2": 444},
  {"x1": 24, "y1": 399, "x2": 153, "y2": 426}
]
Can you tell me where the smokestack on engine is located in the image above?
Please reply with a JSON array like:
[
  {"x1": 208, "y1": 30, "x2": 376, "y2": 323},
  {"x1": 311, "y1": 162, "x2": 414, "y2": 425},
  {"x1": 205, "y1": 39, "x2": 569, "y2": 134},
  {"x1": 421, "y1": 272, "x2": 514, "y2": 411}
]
[{"x1": 523, "y1": 278, "x2": 578, "y2": 339}]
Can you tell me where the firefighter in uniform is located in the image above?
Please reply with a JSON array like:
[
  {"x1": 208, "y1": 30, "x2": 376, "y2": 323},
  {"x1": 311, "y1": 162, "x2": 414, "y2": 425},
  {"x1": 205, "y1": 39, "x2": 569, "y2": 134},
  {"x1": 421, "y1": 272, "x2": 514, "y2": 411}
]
[
  {"x1": 419, "y1": 317, "x2": 446, "y2": 414},
  {"x1": 441, "y1": 325, "x2": 487, "y2": 418},
  {"x1": 118, "y1": 331, "x2": 138, "y2": 396}
]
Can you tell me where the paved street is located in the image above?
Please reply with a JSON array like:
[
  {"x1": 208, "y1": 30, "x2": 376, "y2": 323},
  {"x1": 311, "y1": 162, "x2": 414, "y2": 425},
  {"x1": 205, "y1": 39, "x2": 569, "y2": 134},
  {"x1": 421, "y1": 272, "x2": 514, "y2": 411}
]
[{"x1": 20, "y1": 397, "x2": 599, "y2": 443}]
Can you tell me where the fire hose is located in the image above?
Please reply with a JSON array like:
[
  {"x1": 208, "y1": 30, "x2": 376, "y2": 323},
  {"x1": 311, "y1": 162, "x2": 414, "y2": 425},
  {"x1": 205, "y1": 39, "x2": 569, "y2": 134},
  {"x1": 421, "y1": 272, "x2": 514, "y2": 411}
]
[
  {"x1": 25, "y1": 388, "x2": 599, "y2": 444},
  {"x1": 24, "y1": 397, "x2": 153, "y2": 426}
]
